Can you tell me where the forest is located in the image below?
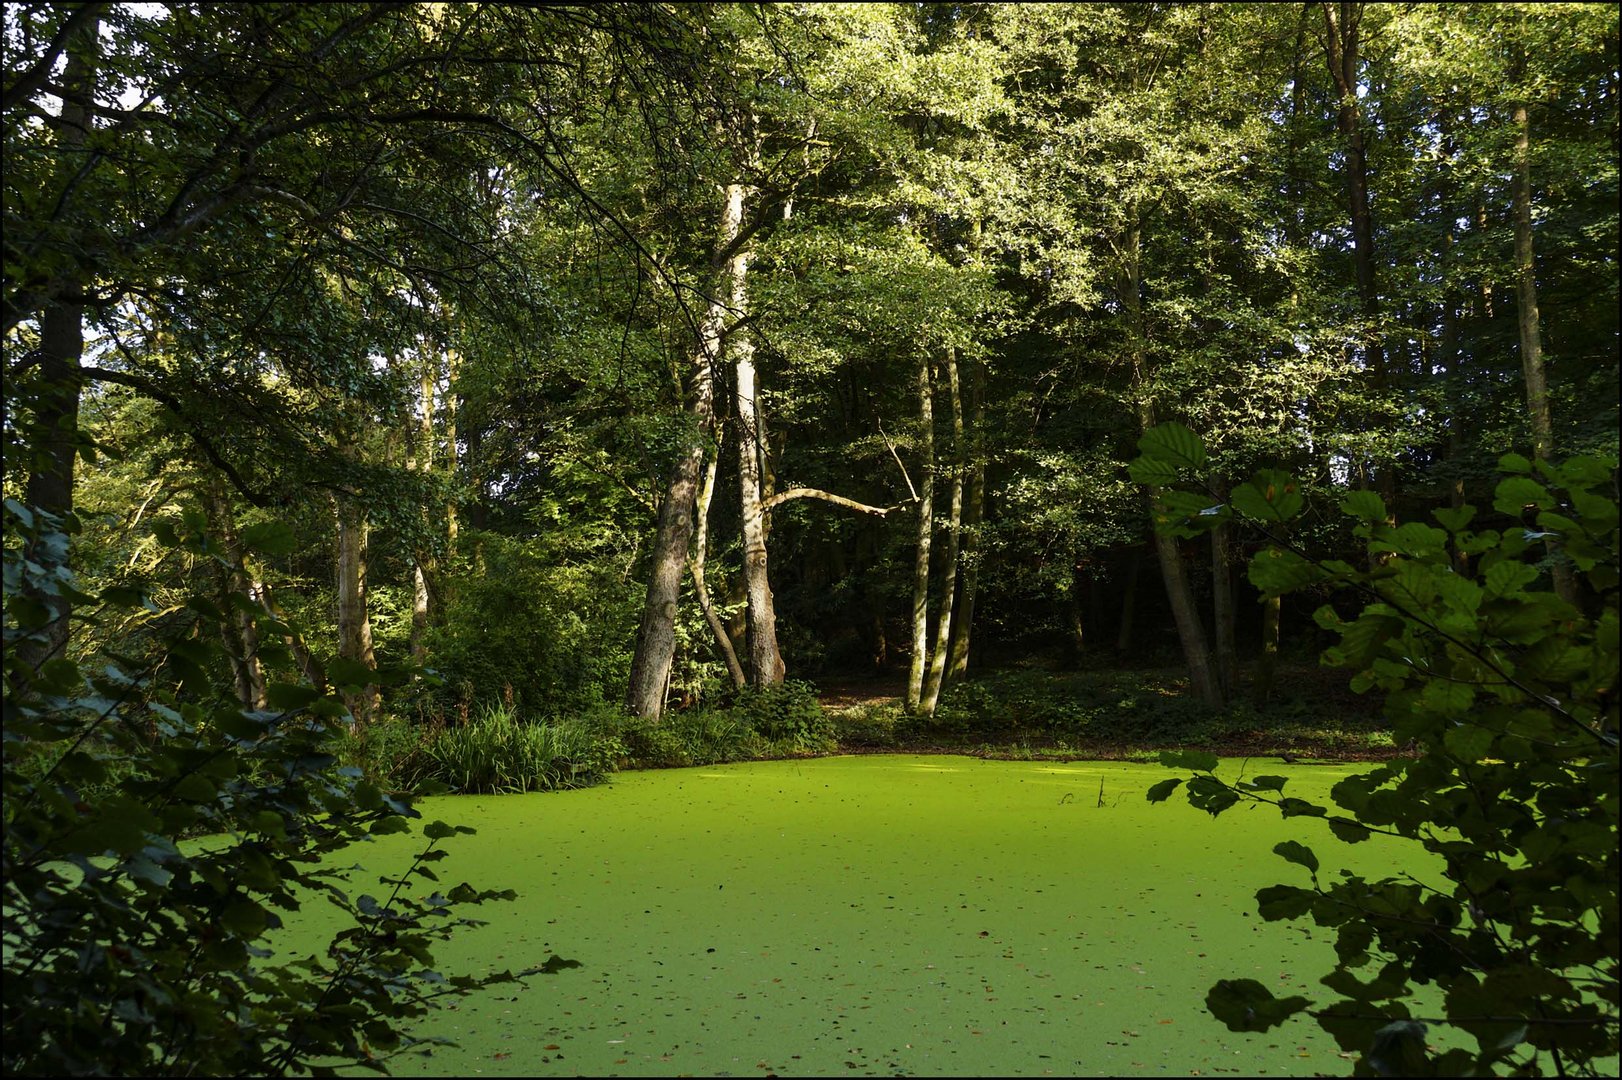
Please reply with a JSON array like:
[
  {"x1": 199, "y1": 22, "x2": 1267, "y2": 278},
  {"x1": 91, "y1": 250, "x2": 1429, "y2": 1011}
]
[{"x1": 3, "y1": 3, "x2": 1617, "y2": 1077}]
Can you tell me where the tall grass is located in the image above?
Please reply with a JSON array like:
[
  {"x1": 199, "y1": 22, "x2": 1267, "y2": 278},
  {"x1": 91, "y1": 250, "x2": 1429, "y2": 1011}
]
[{"x1": 431, "y1": 703, "x2": 620, "y2": 793}]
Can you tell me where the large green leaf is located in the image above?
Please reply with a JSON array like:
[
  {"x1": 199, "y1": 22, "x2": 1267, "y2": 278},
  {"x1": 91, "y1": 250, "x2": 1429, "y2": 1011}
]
[
  {"x1": 1230, "y1": 469, "x2": 1302, "y2": 522},
  {"x1": 1205, "y1": 978, "x2": 1311, "y2": 1033},
  {"x1": 1136, "y1": 422, "x2": 1207, "y2": 471}
]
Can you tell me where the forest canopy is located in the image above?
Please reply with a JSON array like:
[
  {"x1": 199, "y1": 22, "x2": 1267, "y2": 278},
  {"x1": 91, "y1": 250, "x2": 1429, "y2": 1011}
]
[{"x1": 2, "y1": 2, "x2": 1617, "y2": 1075}]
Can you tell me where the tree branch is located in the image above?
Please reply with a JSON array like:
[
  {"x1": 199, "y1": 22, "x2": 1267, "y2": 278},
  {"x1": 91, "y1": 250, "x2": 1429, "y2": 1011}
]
[{"x1": 761, "y1": 487, "x2": 906, "y2": 517}]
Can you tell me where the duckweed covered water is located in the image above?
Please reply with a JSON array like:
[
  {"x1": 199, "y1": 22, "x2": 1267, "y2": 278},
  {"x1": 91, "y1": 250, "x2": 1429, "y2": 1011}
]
[{"x1": 286, "y1": 755, "x2": 1426, "y2": 1077}]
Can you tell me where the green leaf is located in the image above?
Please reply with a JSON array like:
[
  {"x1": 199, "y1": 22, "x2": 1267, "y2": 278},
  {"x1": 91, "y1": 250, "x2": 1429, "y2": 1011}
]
[
  {"x1": 1255, "y1": 884, "x2": 1315, "y2": 920},
  {"x1": 1205, "y1": 978, "x2": 1311, "y2": 1033},
  {"x1": 240, "y1": 521, "x2": 297, "y2": 555},
  {"x1": 327, "y1": 657, "x2": 376, "y2": 688},
  {"x1": 1493, "y1": 477, "x2": 1552, "y2": 516},
  {"x1": 1273, "y1": 840, "x2": 1319, "y2": 874},
  {"x1": 1497, "y1": 452, "x2": 1533, "y2": 474},
  {"x1": 1248, "y1": 547, "x2": 1326, "y2": 594},
  {"x1": 1229, "y1": 469, "x2": 1302, "y2": 522},
  {"x1": 1341, "y1": 490, "x2": 1388, "y2": 522},
  {"x1": 1442, "y1": 724, "x2": 1494, "y2": 763},
  {"x1": 1367, "y1": 1020, "x2": 1430, "y2": 1077},
  {"x1": 1145, "y1": 778, "x2": 1183, "y2": 802},
  {"x1": 1128, "y1": 456, "x2": 1179, "y2": 485},
  {"x1": 1327, "y1": 818, "x2": 1372, "y2": 844},
  {"x1": 264, "y1": 683, "x2": 323, "y2": 710},
  {"x1": 1432, "y1": 505, "x2": 1476, "y2": 533},
  {"x1": 1137, "y1": 422, "x2": 1207, "y2": 471}
]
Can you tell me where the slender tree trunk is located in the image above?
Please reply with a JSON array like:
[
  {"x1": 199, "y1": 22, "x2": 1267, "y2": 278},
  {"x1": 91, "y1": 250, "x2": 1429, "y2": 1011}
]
[
  {"x1": 207, "y1": 482, "x2": 266, "y2": 709},
  {"x1": 692, "y1": 443, "x2": 747, "y2": 690},
  {"x1": 411, "y1": 356, "x2": 436, "y2": 663},
  {"x1": 1066, "y1": 568, "x2": 1087, "y2": 664},
  {"x1": 1322, "y1": 2, "x2": 1395, "y2": 512},
  {"x1": 259, "y1": 580, "x2": 327, "y2": 691},
  {"x1": 625, "y1": 184, "x2": 739, "y2": 719},
  {"x1": 1122, "y1": 212, "x2": 1223, "y2": 708},
  {"x1": 17, "y1": 13, "x2": 97, "y2": 677},
  {"x1": 731, "y1": 188, "x2": 784, "y2": 688},
  {"x1": 946, "y1": 356, "x2": 984, "y2": 680},
  {"x1": 1115, "y1": 552, "x2": 1140, "y2": 654},
  {"x1": 1210, "y1": 479, "x2": 1237, "y2": 697},
  {"x1": 921, "y1": 348, "x2": 964, "y2": 714},
  {"x1": 905, "y1": 355, "x2": 935, "y2": 712},
  {"x1": 334, "y1": 494, "x2": 380, "y2": 726},
  {"x1": 1510, "y1": 61, "x2": 1578, "y2": 604}
]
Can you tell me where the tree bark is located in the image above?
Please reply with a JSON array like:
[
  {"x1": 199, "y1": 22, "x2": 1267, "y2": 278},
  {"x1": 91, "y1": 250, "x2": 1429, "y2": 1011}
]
[
  {"x1": 334, "y1": 494, "x2": 380, "y2": 726},
  {"x1": 1210, "y1": 480, "x2": 1237, "y2": 697},
  {"x1": 731, "y1": 191, "x2": 785, "y2": 688},
  {"x1": 1510, "y1": 56, "x2": 1578, "y2": 604},
  {"x1": 905, "y1": 355, "x2": 935, "y2": 713},
  {"x1": 691, "y1": 442, "x2": 747, "y2": 690},
  {"x1": 1321, "y1": 2, "x2": 1395, "y2": 511},
  {"x1": 920, "y1": 348, "x2": 964, "y2": 715},
  {"x1": 1115, "y1": 552, "x2": 1140, "y2": 654},
  {"x1": 625, "y1": 183, "x2": 739, "y2": 719},
  {"x1": 1122, "y1": 212, "x2": 1223, "y2": 708},
  {"x1": 410, "y1": 355, "x2": 436, "y2": 663},
  {"x1": 206, "y1": 482, "x2": 266, "y2": 709},
  {"x1": 946, "y1": 356, "x2": 984, "y2": 680},
  {"x1": 16, "y1": 11, "x2": 98, "y2": 677}
]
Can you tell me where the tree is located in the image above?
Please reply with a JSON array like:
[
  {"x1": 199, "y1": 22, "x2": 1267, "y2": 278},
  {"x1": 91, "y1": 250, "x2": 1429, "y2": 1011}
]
[{"x1": 1138, "y1": 423, "x2": 1618, "y2": 1077}]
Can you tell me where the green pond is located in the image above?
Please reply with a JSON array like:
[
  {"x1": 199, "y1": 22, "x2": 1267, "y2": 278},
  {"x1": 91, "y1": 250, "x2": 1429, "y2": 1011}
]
[{"x1": 284, "y1": 755, "x2": 1425, "y2": 1077}]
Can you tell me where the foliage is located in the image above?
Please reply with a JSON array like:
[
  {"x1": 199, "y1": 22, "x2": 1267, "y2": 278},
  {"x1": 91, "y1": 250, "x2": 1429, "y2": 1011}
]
[
  {"x1": 1, "y1": 501, "x2": 576, "y2": 1076},
  {"x1": 411, "y1": 704, "x2": 621, "y2": 796},
  {"x1": 729, "y1": 680, "x2": 837, "y2": 755},
  {"x1": 1137, "y1": 424, "x2": 1619, "y2": 1077}
]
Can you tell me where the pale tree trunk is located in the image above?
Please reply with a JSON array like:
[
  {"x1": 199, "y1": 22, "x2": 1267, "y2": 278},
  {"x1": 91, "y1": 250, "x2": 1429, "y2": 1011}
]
[
  {"x1": 920, "y1": 348, "x2": 964, "y2": 714},
  {"x1": 410, "y1": 355, "x2": 436, "y2": 663},
  {"x1": 17, "y1": 13, "x2": 97, "y2": 678},
  {"x1": 334, "y1": 495, "x2": 380, "y2": 726},
  {"x1": 446, "y1": 349, "x2": 459, "y2": 558},
  {"x1": 1122, "y1": 213, "x2": 1223, "y2": 708},
  {"x1": 1510, "y1": 66, "x2": 1578, "y2": 604},
  {"x1": 946, "y1": 356, "x2": 984, "y2": 680},
  {"x1": 691, "y1": 442, "x2": 747, "y2": 689},
  {"x1": 625, "y1": 184, "x2": 739, "y2": 719},
  {"x1": 905, "y1": 355, "x2": 935, "y2": 712},
  {"x1": 731, "y1": 199, "x2": 785, "y2": 688}
]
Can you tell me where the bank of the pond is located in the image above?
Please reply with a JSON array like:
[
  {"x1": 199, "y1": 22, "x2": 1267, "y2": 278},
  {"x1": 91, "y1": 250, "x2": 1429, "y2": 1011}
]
[{"x1": 285, "y1": 755, "x2": 1431, "y2": 1077}]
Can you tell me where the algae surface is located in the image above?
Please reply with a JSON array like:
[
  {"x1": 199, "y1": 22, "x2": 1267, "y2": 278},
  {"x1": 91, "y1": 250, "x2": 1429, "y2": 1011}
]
[{"x1": 288, "y1": 755, "x2": 1424, "y2": 1076}]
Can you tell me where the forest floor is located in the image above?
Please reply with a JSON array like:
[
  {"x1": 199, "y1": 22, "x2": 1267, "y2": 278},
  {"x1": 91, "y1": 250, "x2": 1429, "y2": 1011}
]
[{"x1": 813, "y1": 662, "x2": 1409, "y2": 765}]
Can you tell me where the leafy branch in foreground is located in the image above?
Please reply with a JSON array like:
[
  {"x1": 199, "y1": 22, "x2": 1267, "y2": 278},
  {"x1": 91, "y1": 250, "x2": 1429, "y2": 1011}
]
[
  {"x1": 1134, "y1": 422, "x2": 1619, "y2": 1077},
  {"x1": 2, "y1": 497, "x2": 576, "y2": 1076}
]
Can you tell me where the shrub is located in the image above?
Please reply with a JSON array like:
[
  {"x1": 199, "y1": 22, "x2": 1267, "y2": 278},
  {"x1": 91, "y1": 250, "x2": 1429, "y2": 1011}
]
[
  {"x1": 416, "y1": 703, "x2": 621, "y2": 794},
  {"x1": 3, "y1": 501, "x2": 572, "y2": 1076},
  {"x1": 731, "y1": 680, "x2": 836, "y2": 754},
  {"x1": 1137, "y1": 425, "x2": 1619, "y2": 1076}
]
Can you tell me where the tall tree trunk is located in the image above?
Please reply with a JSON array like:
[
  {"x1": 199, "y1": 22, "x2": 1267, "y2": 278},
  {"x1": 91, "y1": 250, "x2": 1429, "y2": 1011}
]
[
  {"x1": 692, "y1": 441, "x2": 747, "y2": 690},
  {"x1": 17, "y1": 12, "x2": 98, "y2": 677},
  {"x1": 731, "y1": 187, "x2": 784, "y2": 688},
  {"x1": 625, "y1": 184, "x2": 739, "y2": 719},
  {"x1": 1321, "y1": 2, "x2": 1395, "y2": 511},
  {"x1": 905, "y1": 355, "x2": 935, "y2": 712},
  {"x1": 206, "y1": 482, "x2": 266, "y2": 709},
  {"x1": 1122, "y1": 213, "x2": 1223, "y2": 708},
  {"x1": 410, "y1": 356, "x2": 436, "y2": 663},
  {"x1": 1510, "y1": 56, "x2": 1578, "y2": 604},
  {"x1": 1115, "y1": 552, "x2": 1140, "y2": 654},
  {"x1": 334, "y1": 495, "x2": 380, "y2": 726},
  {"x1": 946, "y1": 356, "x2": 984, "y2": 680},
  {"x1": 920, "y1": 348, "x2": 964, "y2": 715},
  {"x1": 1210, "y1": 479, "x2": 1237, "y2": 697}
]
